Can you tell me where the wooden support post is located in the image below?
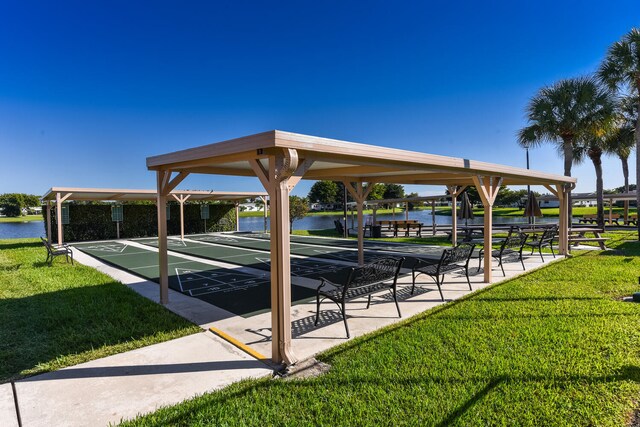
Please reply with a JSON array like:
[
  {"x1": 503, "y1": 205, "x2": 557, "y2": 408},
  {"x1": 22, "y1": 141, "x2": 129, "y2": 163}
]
[
  {"x1": 46, "y1": 201, "x2": 52, "y2": 242},
  {"x1": 249, "y1": 152, "x2": 313, "y2": 365},
  {"x1": 156, "y1": 170, "x2": 189, "y2": 305},
  {"x1": 344, "y1": 181, "x2": 374, "y2": 266},
  {"x1": 235, "y1": 202, "x2": 240, "y2": 231},
  {"x1": 405, "y1": 201, "x2": 409, "y2": 220},
  {"x1": 472, "y1": 176, "x2": 501, "y2": 283},
  {"x1": 446, "y1": 185, "x2": 467, "y2": 247},
  {"x1": 260, "y1": 196, "x2": 268, "y2": 232},
  {"x1": 431, "y1": 200, "x2": 436, "y2": 236},
  {"x1": 556, "y1": 184, "x2": 568, "y2": 255},
  {"x1": 172, "y1": 194, "x2": 191, "y2": 240},
  {"x1": 157, "y1": 172, "x2": 169, "y2": 304},
  {"x1": 55, "y1": 192, "x2": 72, "y2": 245}
]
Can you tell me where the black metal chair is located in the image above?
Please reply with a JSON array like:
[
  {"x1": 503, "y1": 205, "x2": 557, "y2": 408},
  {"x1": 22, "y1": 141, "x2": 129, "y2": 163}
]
[
  {"x1": 411, "y1": 243, "x2": 475, "y2": 301},
  {"x1": 523, "y1": 225, "x2": 558, "y2": 262},
  {"x1": 478, "y1": 232, "x2": 529, "y2": 276},
  {"x1": 315, "y1": 257, "x2": 405, "y2": 338},
  {"x1": 40, "y1": 237, "x2": 74, "y2": 266}
]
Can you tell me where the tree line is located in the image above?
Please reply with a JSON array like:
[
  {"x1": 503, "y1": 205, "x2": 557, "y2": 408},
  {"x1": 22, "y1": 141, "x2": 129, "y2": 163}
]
[{"x1": 0, "y1": 193, "x2": 41, "y2": 217}]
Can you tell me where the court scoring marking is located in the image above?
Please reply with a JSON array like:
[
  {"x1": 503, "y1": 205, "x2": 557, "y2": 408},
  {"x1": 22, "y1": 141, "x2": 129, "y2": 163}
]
[{"x1": 175, "y1": 267, "x2": 269, "y2": 297}]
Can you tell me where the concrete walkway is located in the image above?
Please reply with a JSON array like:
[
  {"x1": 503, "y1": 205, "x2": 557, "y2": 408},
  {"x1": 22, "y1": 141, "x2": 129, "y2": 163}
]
[
  {"x1": 4, "y1": 333, "x2": 273, "y2": 427},
  {"x1": 1, "y1": 237, "x2": 566, "y2": 426}
]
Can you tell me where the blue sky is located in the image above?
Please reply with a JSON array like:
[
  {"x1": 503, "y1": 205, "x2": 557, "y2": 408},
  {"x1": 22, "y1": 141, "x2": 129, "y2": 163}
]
[{"x1": 0, "y1": 1, "x2": 637, "y2": 197}]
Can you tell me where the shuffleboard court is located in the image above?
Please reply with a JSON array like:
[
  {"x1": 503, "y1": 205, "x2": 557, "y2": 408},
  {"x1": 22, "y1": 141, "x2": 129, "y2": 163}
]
[
  {"x1": 72, "y1": 241, "x2": 315, "y2": 318},
  {"x1": 187, "y1": 233, "x2": 388, "y2": 264},
  {"x1": 133, "y1": 237, "x2": 347, "y2": 280},
  {"x1": 243, "y1": 232, "x2": 446, "y2": 258}
]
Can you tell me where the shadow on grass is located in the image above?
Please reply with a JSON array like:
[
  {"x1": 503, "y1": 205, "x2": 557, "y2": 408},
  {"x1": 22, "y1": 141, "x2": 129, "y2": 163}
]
[
  {"x1": 0, "y1": 240, "x2": 42, "y2": 250},
  {"x1": 0, "y1": 283, "x2": 195, "y2": 383},
  {"x1": 122, "y1": 365, "x2": 640, "y2": 426}
]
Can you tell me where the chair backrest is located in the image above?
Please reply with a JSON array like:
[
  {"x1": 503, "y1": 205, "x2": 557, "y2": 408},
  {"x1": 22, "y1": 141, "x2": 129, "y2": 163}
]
[
  {"x1": 441, "y1": 243, "x2": 475, "y2": 266},
  {"x1": 502, "y1": 232, "x2": 528, "y2": 251},
  {"x1": 40, "y1": 236, "x2": 51, "y2": 249},
  {"x1": 349, "y1": 257, "x2": 404, "y2": 288},
  {"x1": 540, "y1": 225, "x2": 558, "y2": 243}
]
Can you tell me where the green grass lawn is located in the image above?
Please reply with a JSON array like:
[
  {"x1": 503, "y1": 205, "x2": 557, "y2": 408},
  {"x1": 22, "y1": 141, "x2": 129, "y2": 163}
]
[
  {"x1": 0, "y1": 214, "x2": 43, "y2": 223},
  {"x1": 436, "y1": 206, "x2": 638, "y2": 218},
  {"x1": 123, "y1": 231, "x2": 640, "y2": 426},
  {"x1": 0, "y1": 239, "x2": 200, "y2": 383}
]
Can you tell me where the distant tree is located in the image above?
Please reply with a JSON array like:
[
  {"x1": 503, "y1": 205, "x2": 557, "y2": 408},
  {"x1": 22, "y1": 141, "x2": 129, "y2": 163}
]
[
  {"x1": 406, "y1": 192, "x2": 419, "y2": 210},
  {"x1": 496, "y1": 188, "x2": 529, "y2": 207},
  {"x1": 308, "y1": 181, "x2": 339, "y2": 204},
  {"x1": 383, "y1": 184, "x2": 405, "y2": 200},
  {"x1": 366, "y1": 183, "x2": 386, "y2": 201},
  {"x1": 0, "y1": 193, "x2": 40, "y2": 217},
  {"x1": 0, "y1": 194, "x2": 23, "y2": 217},
  {"x1": 334, "y1": 182, "x2": 353, "y2": 207},
  {"x1": 289, "y1": 196, "x2": 309, "y2": 232}
]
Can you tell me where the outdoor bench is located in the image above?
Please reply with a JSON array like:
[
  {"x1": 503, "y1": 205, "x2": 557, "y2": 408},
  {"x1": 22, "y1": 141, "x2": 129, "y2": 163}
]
[
  {"x1": 411, "y1": 243, "x2": 475, "y2": 301},
  {"x1": 578, "y1": 214, "x2": 597, "y2": 224},
  {"x1": 395, "y1": 221, "x2": 423, "y2": 237},
  {"x1": 40, "y1": 237, "x2": 74, "y2": 266},
  {"x1": 315, "y1": 257, "x2": 405, "y2": 338}
]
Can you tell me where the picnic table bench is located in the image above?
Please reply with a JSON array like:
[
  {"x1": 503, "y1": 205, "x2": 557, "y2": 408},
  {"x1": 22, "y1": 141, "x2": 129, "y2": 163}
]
[
  {"x1": 394, "y1": 221, "x2": 423, "y2": 237},
  {"x1": 315, "y1": 257, "x2": 405, "y2": 338},
  {"x1": 567, "y1": 227, "x2": 608, "y2": 250}
]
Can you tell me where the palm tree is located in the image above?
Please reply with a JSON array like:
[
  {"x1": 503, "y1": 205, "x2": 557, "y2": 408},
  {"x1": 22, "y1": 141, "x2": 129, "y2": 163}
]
[
  {"x1": 598, "y1": 28, "x2": 640, "y2": 238},
  {"x1": 518, "y1": 77, "x2": 615, "y2": 223},
  {"x1": 605, "y1": 96, "x2": 637, "y2": 221}
]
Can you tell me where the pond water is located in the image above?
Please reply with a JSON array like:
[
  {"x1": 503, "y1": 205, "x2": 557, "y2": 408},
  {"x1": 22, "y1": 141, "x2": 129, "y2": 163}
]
[
  {"x1": 0, "y1": 221, "x2": 45, "y2": 239},
  {"x1": 0, "y1": 212, "x2": 557, "y2": 239},
  {"x1": 241, "y1": 210, "x2": 557, "y2": 232}
]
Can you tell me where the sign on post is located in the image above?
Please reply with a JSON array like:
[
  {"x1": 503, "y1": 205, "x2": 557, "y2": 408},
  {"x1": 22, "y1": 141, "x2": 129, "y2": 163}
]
[
  {"x1": 111, "y1": 205, "x2": 123, "y2": 222},
  {"x1": 60, "y1": 205, "x2": 70, "y2": 225},
  {"x1": 200, "y1": 204, "x2": 209, "y2": 220}
]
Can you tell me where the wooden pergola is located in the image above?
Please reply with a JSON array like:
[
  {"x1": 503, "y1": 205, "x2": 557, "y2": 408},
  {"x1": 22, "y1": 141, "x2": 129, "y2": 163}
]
[
  {"x1": 42, "y1": 187, "x2": 267, "y2": 245},
  {"x1": 147, "y1": 130, "x2": 577, "y2": 365}
]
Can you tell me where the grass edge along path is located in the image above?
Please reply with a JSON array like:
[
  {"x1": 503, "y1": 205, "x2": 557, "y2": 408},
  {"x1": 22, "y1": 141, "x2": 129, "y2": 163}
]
[
  {"x1": 122, "y1": 232, "x2": 640, "y2": 426},
  {"x1": 0, "y1": 238, "x2": 200, "y2": 383}
]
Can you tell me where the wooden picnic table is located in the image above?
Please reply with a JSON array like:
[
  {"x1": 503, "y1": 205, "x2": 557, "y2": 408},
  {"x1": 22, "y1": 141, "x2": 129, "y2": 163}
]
[{"x1": 567, "y1": 227, "x2": 608, "y2": 250}]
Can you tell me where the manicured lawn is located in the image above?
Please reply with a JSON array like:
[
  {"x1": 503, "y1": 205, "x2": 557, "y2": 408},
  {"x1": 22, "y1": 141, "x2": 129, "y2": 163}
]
[
  {"x1": 123, "y1": 232, "x2": 640, "y2": 426},
  {"x1": 0, "y1": 239, "x2": 200, "y2": 383},
  {"x1": 0, "y1": 214, "x2": 43, "y2": 223}
]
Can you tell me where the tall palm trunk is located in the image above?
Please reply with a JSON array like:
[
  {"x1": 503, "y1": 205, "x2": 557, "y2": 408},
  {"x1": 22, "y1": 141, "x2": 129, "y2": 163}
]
[
  {"x1": 636, "y1": 95, "x2": 640, "y2": 240},
  {"x1": 620, "y1": 155, "x2": 629, "y2": 222},
  {"x1": 588, "y1": 146, "x2": 605, "y2": 228},
  {"x1": 562, "y1": 139, "x2": 574, "y2": 225}
]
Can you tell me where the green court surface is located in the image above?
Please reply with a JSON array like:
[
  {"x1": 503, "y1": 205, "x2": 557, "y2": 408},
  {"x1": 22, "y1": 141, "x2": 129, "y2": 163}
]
[
  {"x1": 134, "y1": 237, "x2": 347, "y2": 281},
  {"x1": 187, "y1": 233, "x2": 428, "y2": 265},
  {"x1": 72, "y1": 241, "x2": 315, "y2": 318},
  {"x1": 244, "y1": 232, "x2": 446, "y2": 258}
]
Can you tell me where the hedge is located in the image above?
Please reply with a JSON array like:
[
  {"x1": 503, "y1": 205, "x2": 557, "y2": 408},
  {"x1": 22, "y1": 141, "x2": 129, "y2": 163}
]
[{"x1": 43, "y1": 203, "x2": 236, "y2": 242}]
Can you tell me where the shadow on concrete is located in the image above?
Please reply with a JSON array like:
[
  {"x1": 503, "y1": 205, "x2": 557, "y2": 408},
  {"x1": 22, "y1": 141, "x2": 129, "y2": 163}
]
[{"x1": 20, "y1": 359, "x2": 267, "y2": 382}]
